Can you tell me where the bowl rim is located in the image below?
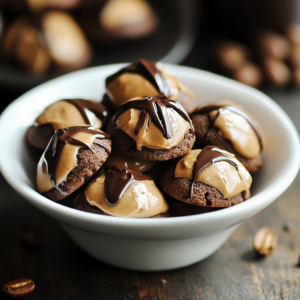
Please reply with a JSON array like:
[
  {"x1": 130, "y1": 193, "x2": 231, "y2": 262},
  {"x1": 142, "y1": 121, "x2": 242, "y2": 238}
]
[{"x1": 0, "y1": 63, "x2": 299, "y2": 231}]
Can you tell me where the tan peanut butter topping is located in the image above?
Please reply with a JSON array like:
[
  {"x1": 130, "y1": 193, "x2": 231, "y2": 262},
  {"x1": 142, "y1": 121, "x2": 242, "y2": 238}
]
[
  {"x1": 104, "y1": 148, "x2": 156, "y2": 172},
  {"x1": 106, "y1": 60, "x2": 193, "y2": 108},
  {"x1": 36, "y1": 100, "x2": 102, "y2": 130},
  {"x1": 106, "y1": 73, "x2": 159, "y2": 108},
  {"x1": 175, "y1": 149, "x2": 252, "y2": 199},
  {"x1": 115, "y1": 107, "x2": 191, "y2": 150},
  {"x1": 160, "y1": 67, "x2": 194, "y2": 101},
  {"x1": 42, "y1": 11, "x2": 89, "y2": 66},
  {"x1": 203, "y1": 101, "x2": 262, "y2": 159},
  {"x1": 37, "y1": 127, "x2": 107, "y2": 194},
  {"x1": 85, "y1": 173, "x2": 169, "y2": 218},
  {"x1": 100, "y1": 0, "x2": 154, "y2": 29}
]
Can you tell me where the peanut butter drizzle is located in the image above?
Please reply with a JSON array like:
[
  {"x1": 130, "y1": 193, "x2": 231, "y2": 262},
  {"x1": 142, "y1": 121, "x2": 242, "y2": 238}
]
[
  {"x1": 104, "y1": 167, "x2": 152, "y2": 205},
  {"x1": 36, "y1": 99, "x2": 109, "y2": 130},
  {"x1": 113, "y1": 96, "x2": 194, "y2": 139},
  {"x1": 192, "y1": 104, "x2": 263, "y2": 153},
  {"x1": 188, "y1": 146, "x2": 245, "y2": 201},
  {"x1": 40, "y1": 126, "x2": 110, "y2": 194}
]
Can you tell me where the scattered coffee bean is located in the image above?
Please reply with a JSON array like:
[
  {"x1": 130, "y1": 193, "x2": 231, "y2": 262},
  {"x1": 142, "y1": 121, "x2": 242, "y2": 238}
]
[
  {"x1": 283, "y1": 221, "x2": 294, "y2": 231},
  {"x1": 255, "y1": 31, "x2": 291, "y2": 60},
  {"x1": 18, "y1": 223, "x2": 43, "y2": 246},
  {"x1": 253, "y1": 227, "x2": 278, "y2": 256},
  {"x1": 285, "y1": 23, "x2": 300, "y2": 45},
  {"x1": 231, "y1": 62, "x2": 262, "y2": 87},
  {"x1": 262, "y1": 57, "x2": 291, "y2": 87},
  {"x1": 215, "y1": 42, "x2": 248, "y2": 71},
  {"x1": 3, "y1": 278, "x2": 35, "y2": 298},
  {"x1": 289, "y1": 45, "x2": 300, "y2": 67}
]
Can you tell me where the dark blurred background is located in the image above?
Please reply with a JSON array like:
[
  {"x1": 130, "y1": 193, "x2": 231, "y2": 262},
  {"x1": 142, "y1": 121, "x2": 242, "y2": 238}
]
[{"x1": 1, "y1": 0, "x2": 300, "y2": 112}]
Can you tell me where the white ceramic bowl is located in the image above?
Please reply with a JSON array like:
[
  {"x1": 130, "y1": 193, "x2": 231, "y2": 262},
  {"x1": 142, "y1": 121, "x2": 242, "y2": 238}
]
[{"x1": 0, "y1": 64, "x2": 299, "y2": 271}]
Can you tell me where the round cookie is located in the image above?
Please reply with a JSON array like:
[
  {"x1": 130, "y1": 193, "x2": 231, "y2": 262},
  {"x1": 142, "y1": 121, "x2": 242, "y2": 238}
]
[
  {"x1": 78, "y1": 0, "x2": 158, "y2": 42},
  {"x1": 159, "y1": 147, "x2": 252, "y2": 208},
  {"x1": 73, "y1": 167, "x2": 170, "y2": 218},
  {"x1": 73, "y1": 192, "x2": 170, "y2": 218},
  {"x1": 36, "y1": 126, "x2": 111, "y2": 202},
  {"x1": 190, "y1": 102, "x2": 264, "y2": 173},
  {"x1": 170, "y1": 201, "x2": 222, "y2": 217},
  {"x1": 107, "y1": 96, "x2": 195, "y2": 161},
  {"x1": 27, "y1": 99, "x2": 109, "y2": 150},
  {"x1": 102, "y1": 59, "x2": 196, "y2": 114}
]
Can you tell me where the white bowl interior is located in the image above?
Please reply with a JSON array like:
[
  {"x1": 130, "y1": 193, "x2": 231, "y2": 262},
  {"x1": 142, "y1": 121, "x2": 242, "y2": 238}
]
[{"x1": 0, "y1": 64, "x2": 299, "y2": 240}]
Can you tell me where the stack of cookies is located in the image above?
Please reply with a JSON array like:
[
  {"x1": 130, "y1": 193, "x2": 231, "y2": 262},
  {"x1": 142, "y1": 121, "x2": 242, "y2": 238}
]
[{"x1": 27, "y1": 59, "x2": 264, "y2": 218}]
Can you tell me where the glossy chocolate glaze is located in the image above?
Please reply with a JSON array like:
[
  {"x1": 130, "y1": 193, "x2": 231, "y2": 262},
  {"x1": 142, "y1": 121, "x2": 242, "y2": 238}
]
[
  {"x1": 104, "y1": 166, "x2": 152, "y2": 206},
  {"x1": 189, "y1": 146, "x2": 241, "y2": 201},
  {"x1": 191, "y1": 104, "x2": 263, "y2": 151},
  {"x1": 106, "y1": 59, "x2": 171, "y2": 96},
  {"x1": 44, "y1": 126, "x2": 110, "y2": 189},
  {"x1": 65, "y1": 99, "x2": 109, "y2": 124},
  {"x1": 112, "y1": 96, "x2": 194, "y2": 139}
]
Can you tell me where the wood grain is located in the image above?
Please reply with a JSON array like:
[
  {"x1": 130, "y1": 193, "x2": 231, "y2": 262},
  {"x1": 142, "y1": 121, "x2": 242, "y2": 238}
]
[
  {"x1": 1, "y1": 63, "x2": 300, "y2": 300},
  {"x1": 1, "y1": 170, "x2": 300, "y2": 300}
]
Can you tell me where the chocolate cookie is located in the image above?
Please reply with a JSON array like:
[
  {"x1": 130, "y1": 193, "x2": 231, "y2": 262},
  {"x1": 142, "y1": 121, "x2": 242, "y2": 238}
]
[
  {"x1": 159, "y1": 147, "x2": 252, "y2": 208},
  {"x1": 108, "y1": 123, "x2": 195, "y2": 161},
  {"x1": 27, "y1": 99, "x2": 109, "y2": 150},
  {"x1": 73, "y1": 192, "x2": 171, "y2": 218},
  {"x1": 108, "y1": 96, "x2": 195, "y2": 161},
  {"x1": 27, "y1": 123, "x2": 55, "y2": 150},
  {"x1": 103, "y1": 59, "x2": 196, "y2": 114},
  {"x1": 73, "y1": 167, "x2": 170, "y2": 218},
  {"x1": 36, "y1": 126, "x2": 111, "y2": 202},
  {"x1": 191, "y1": 103, "x2": 263, "y2": 173},
  {"x1": 160, "y1": 167, "x2": 250, "y2": 208},
  {"x1": 78, "y1": 0, "x2": 158, "y2": 42}
]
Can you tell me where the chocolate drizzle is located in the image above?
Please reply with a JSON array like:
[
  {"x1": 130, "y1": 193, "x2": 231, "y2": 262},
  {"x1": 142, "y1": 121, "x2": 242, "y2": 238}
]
[
  {"x1": 106, "y1": 59, "x2": 172, "y2": 96},
  {"x1": 64, "y1": 99, "x2": 109, "y2": 125},
  {"x1": 112, "y1": 96, "x2": 194, "y2": 139},
  {"x1": 192, "y1": 104, "x2": 263, "y2": 152},
  {"x1": 44, "y1": 126, "x2": 110, "y2": 189},
  {"x1": 104, "y1": 167, "x2": 152, "y2": 206},
  {"x1": 188, "y1": 146, "x2": 242, "y2": 201}
]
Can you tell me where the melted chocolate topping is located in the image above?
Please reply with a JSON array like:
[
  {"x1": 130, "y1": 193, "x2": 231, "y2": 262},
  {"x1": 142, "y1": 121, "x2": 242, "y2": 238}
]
[
  {"x1": 44, "y1": 126, "x2": 110, "y2": 189},
  {"x1": 104, "y1": 166, "x2": 152, "y2": 206},
  {"x1": 105, "y1": 59, "x2": 172, "y2": 96},
  {"x1": 112, "y1": 96, "x2": 194, "y2": 139},
  {"x1": 64, "y1": 99, "x2": 109, "y2": 125},
  {"x1": 188, "y1": 146, "x2": 242, "y2": 201},
  {"x1": 192, "y1": 104, "x2": 263, "y2": 151}
]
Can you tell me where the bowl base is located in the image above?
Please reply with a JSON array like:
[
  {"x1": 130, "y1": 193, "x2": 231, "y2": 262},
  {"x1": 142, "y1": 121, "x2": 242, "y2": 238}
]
[{"x1": 60, "y1": 222, "x2": 239, "y2": 271}]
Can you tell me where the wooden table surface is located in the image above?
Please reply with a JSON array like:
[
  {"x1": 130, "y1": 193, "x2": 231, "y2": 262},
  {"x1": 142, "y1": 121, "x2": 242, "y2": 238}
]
[{"x1": 1, "y1": 72, "x2": 300, "y2": 299}]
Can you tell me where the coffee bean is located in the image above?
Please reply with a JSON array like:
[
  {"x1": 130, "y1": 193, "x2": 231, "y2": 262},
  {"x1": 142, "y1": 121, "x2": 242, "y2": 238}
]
[
  {"x1": 285, "y1": 23, "x2": 300, "y2": 45},
  {"x1": 255, "y1": 31, "x2": 291, "y2": 60},
  {"x1": 253, "y1": 227, "x2": 278, "y2": 256},
  {"x1": 231, "y1": 62, "x2": 262, "y2": 87},
  {"x1": 215, "y1": 42, "x2": 248, "y2": 71},
  {"x1": 3, "y1": 278, "x2": 35, "y2": 298},
  {"x1": 290, "y1": 45, "x2": 300, "y2": 66},
  {"x1": 19, "y1": 223, "x2": 43, "y2": 246},
  {"x1": 262, "y1": 57, "x2": 291, "y2": 87}
]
